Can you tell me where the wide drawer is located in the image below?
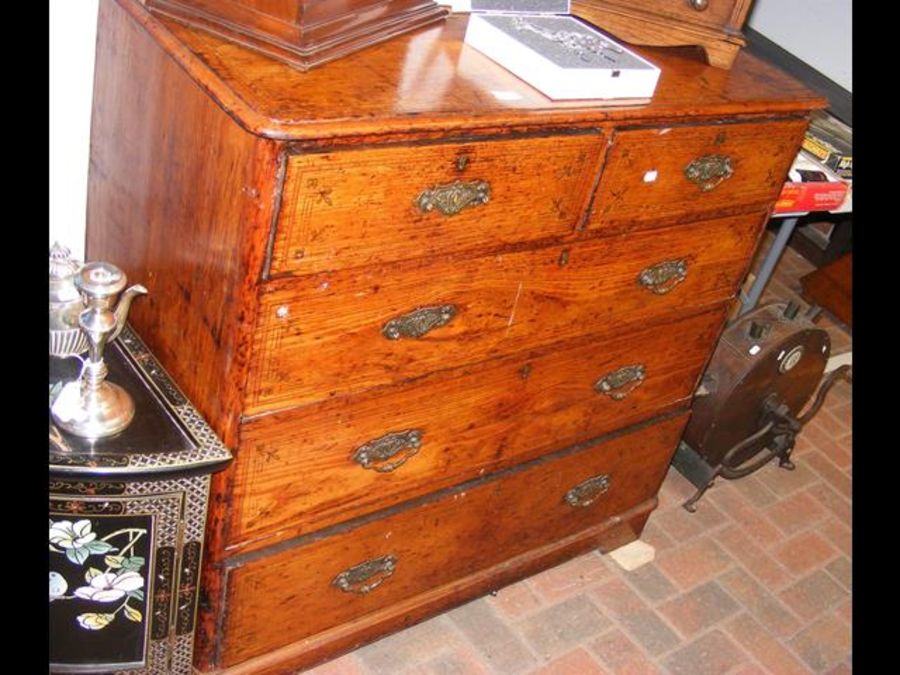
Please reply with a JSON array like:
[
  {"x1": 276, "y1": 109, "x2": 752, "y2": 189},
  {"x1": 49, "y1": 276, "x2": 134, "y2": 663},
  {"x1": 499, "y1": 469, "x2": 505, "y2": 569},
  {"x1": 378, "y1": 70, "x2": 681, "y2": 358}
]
[
  {"x1": 219, "y1": 412, "x2": 689, "y2": 666},
  {"x1": 587, "y1": 119, "x2": 806, "y2": 231},
  {"x1": 246, "y1": 211, "x2": 765, "y2": 413},
  {"x1": 230, "y1": 309, "x2": 723, "y2": 550},
  {"x1": 267, "y1": 133, "x2": 605, "y2": 277}
]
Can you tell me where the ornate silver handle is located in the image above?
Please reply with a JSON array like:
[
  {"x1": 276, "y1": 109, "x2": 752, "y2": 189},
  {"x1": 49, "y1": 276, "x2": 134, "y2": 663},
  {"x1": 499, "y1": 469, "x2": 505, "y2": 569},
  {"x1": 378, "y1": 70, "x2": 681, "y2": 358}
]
[
  {"x1": 565, "y1": 475, "x2": 611, "y2": 508},
  {"x1": 688, "y1": 0, "x2": 709, "y2": 11},
  {"x1": 684, "y1": 154, "x2": 733, "y2": 192},
  {"x1": 416, "y1": 180, "x2": 491, "y2": 216},
  {"x1": 352, "y1": 430, "x2": 423, "y2": 473},
  {"x1": 382, "y1": 304, "x2": 457, "y2": 340},
  {"x1": 595, "y1": 364, "x2": 646, "y2": 400},
  {"x1": 638, "y1": 259, "x2": 688, "y2": 295},
  {"x1": 332, "y1": 555, "x2": 397, "y2": 595}
]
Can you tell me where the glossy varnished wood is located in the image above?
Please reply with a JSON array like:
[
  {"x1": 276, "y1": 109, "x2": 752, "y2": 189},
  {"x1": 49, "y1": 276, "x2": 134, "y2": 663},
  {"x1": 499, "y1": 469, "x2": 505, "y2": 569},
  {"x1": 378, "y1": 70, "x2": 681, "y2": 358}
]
[
  {"x1": 589, "y1": 119, "x2": 808, "y2": 230},
  {"x1": 229, "y1": 309, "x2": 724, "y2": 551},
  {"x1": 115, "y1": 0, "x2": 823, "y2": 141},
  {"x1": 269, "y1": 132, "x2": 605, "y2": 276},
  {"x1": 220, "y1": 413, "x2": 689, "y2": 666},
  {"x1": 247, "y1": 212, "x2": 766, "y2": 413}
]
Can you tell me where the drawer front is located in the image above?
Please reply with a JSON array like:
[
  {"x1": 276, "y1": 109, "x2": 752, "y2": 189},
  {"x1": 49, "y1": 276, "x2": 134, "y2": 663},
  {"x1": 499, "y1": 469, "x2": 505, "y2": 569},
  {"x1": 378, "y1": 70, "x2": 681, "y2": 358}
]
[
  {"x1": 588, "y1": 119, "x2": 806, "y2": 230},
  {"x1": 220, "y1": 412, "x2": 689, "y2": 666},
  {"x1": 231, "y1": 309, "x2": 723, "y2": 550},
  {"x1": 268, "y1": 133, "x2": 604, "y2": 276},
  {"x1": 601, "y1": 0, "x2": 746, "y2": 30},
  {"x1": 247, "y1": 211, "x2": 765, "y2": 413}
]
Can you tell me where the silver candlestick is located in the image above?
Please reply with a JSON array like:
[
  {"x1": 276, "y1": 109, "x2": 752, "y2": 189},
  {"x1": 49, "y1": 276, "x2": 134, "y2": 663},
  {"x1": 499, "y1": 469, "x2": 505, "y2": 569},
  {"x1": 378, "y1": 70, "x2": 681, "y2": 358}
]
[{"x1": 50, "y1": 262, "x2": 148, "y2": 439}]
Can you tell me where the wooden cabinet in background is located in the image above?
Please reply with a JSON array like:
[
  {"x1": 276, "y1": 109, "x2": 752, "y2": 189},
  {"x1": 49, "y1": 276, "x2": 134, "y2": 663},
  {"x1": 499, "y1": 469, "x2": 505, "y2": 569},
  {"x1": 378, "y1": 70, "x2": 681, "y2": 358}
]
[{"x1": 86, "y1": 1, "x2": 822, "y2": 672}]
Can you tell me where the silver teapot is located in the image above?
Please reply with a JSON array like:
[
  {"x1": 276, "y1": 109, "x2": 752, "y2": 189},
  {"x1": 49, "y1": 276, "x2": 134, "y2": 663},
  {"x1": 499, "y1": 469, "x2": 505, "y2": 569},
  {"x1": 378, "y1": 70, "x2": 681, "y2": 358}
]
[{"x1": 49, "y1": 243, "x2": 147, "y2": 358}]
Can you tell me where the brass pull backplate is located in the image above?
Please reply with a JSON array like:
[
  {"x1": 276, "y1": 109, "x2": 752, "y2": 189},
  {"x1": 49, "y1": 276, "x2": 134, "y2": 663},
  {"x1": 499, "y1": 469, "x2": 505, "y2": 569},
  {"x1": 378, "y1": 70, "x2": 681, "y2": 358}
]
[
  {"x1": 684, "y1": 154, "x2": 733, "y2": 192},
  {"x1": 638, "y1": 259, "x2": 688, "y2": 295},
  {"x1": 565, "y1": 474, "x2": 611, "y2": 508},
  {"x1": 352, "y1": 429, "x2": 423, "y2": 473},
  {"x1": 595, "y1": 364, "x2": 646, "y2": 400},
  {"x1": 332, "y1": 555, "x2": 397, "y2": 595},
  {"x1": 382, "y1": 304, "x2": 457, "y2": 340},
  {"x1": 416, "y1": 180, "x2": 491, "y2": 216}
]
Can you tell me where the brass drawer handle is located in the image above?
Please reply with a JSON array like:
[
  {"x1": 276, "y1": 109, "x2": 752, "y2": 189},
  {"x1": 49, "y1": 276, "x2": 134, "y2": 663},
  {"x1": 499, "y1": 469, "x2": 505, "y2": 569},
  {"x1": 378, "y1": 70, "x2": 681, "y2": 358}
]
[
  {"x1": 352, "y1": 429, "x2": 423, "y2": 473},
  {"x1": 332, "y1": 555, "x2": 397, "y2": 595},
  {"x1": 382, "y1": 304, "x2": 457, "y2": 340},
  {"x1": 638, "y1": 259, "x2": 688, "y2": 295},
  {"x1": 595, "y1": 364, "x2": 646, "y2": 400},
  {"x1": 688, "y1": 0, "x2": 709, "y2": 11},
  {"x1": 416, "y1": 179, "x2": 491, "y2": 216},
  {"x1": 565, "y1": 474, "x2": 611, "y2": 508},
  {"x1": 684, "y1": 154, "x2": 733, "y2": 191}
]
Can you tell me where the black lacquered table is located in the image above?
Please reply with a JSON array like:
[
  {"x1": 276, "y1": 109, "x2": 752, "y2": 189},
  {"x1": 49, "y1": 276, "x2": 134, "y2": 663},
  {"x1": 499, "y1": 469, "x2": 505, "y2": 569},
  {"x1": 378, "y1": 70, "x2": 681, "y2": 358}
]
[{"x1": 49, "y1": 326, "x2": 231, "y2": 674}]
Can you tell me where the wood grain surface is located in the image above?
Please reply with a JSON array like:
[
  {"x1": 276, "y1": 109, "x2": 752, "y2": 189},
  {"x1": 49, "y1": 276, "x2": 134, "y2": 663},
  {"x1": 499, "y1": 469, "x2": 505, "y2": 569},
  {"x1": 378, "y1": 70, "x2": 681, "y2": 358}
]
[
  {"x1": 246, "y1": 212, "x2": 767, "y2": 413},
  {"x1": 218, "y1": 413, "x2": 689, "y2": 666},
  {"x1": 229, "y1": 309, "x2": 724, "y2": 551},
  {"x1": 589, "y1": 119, "x2": 808, "y2": 229},
  {"x1": 269, "y1": 132, "x2": 605, "y2": 276},
  {"x1": 114, "y1": 0, "x2": 824, "y2": 141}
]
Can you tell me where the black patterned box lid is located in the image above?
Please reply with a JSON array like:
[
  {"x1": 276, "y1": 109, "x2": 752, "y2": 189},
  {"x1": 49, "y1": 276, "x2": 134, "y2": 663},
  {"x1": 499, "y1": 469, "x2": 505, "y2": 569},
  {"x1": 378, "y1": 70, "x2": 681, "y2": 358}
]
[{"x1": 49, "y1": 325, "x2": 232, "y2": 478}]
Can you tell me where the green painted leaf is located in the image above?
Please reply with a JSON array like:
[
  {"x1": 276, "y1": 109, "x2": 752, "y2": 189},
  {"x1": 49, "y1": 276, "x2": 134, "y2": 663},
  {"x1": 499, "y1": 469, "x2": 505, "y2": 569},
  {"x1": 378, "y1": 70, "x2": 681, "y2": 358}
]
[
  {"x1": 85, "y1": 567, "x2": 102, "y2": 583},
  {"x1": 87, "y1": 541, "x2": 114, "y2": 554},
  {"x1": 104, "y1": 555, "x2": 125, "y2": 569},
  {"x1": 67, "y1": 546, "x2": 89, "y2": 566},
  {"x1": 127, "y1": 589, "x2": 145, "y2": 601},
  {"x1": 123, "y1": 605, "x2": 142, "y2": 623},
  {"x1": 121, "y1": 556, "x2": 145, "y2": 571}
]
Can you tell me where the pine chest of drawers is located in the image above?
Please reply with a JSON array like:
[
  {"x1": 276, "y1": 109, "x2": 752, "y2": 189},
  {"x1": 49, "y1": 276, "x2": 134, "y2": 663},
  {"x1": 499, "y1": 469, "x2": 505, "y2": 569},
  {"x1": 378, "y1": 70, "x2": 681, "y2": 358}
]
[{"x1": 86, "y1": 1, "x2": 823, "y2": 672}]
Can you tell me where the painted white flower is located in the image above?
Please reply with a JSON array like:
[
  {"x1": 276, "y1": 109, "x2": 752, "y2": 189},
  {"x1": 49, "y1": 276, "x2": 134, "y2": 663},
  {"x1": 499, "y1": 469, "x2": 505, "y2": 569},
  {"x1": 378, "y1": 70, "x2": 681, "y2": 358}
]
[
  {"x1": 49, "y1": 520, "x2": 97, "y2": 549},
  {"x1": 74, "y1": 571, "x2": 144, "y2": 603}
]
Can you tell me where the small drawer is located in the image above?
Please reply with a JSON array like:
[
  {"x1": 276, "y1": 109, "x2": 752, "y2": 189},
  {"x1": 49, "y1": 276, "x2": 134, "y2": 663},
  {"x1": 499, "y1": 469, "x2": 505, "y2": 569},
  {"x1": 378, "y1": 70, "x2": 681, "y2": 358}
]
[
  {"x1": 599, "y1": 0, "x2": 744, "y2": 30},
  {"x1": 218, "y1": 412, "x2": 689, "y2": 666},
  {"x1": 246, "y1": 211, "x2": 765, "y2": 414},
  {"x1": 587, "y1": 119, "x2": 806, "y2": 230},
  {"x1": 229, "y1": 309, "x2": 724, "y2": 550},
  {"x1": 268, "y1": 133, "x2": 604, "y2": 276}
]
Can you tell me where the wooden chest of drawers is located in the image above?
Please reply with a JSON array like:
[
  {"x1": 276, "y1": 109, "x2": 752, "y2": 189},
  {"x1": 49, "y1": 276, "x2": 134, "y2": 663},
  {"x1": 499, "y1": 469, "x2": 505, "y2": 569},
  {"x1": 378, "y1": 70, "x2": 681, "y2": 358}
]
[{"x1": 86, "y1": 1, "x2": 822, "y2": 672}]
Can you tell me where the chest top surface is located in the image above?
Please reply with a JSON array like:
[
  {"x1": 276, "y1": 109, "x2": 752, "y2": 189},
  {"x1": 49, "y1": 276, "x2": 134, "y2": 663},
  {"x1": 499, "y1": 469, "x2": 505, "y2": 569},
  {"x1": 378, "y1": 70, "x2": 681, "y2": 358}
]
[{"x1": 118, "y1": 0, "x2": 824, "y2": 140}]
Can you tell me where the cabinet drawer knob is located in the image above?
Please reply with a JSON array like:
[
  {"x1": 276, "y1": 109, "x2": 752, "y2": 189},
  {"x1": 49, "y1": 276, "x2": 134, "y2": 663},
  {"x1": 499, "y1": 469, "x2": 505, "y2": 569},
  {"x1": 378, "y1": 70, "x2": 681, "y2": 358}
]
[
  {"x1": 382, "y1": 304, "x2": 457, "y2": 340},
  {"x1": 684, "y1": 154, "x2": 733, "y2": 192},
  {"x1": 688, "y1": 0, "x2": 709, "y2": 11},
  {"x1": 332, "y1": 555, "x2": 397, "y2": 595},
  {"x1": 352, "y1": 429, "x2": 423, "y2": 473},
  {"x1": 565, "y1": 474, "x2": 611, "y2": 508},
  {"x1": 595, "y1": 364, "x2": 646, "y2": 400},
  {"x1": 638, "y1": 259, "x2": 688, "y2": 295},
  {"x1": 416, "y1": 179, "x2": 491, "y2": 216}
]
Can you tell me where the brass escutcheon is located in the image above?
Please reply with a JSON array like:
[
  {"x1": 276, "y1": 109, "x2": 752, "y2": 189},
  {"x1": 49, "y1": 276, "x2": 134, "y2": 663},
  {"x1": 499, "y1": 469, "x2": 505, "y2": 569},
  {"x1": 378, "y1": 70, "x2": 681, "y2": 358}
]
[
  {"x1": 352, "y1": 429, "x2": 423, "y2": 473},
  {"x1": 595, "y1": 364, "x2": 646, "y2": 400},
  {"x1": 332, "y1": 555, "x2": 397, "y2": 595},
  {"x1": 684, "y1": 154, "x2": 733, "y2": 191},
  {"x1": 565, "y1": 474, "x2": 612, "y2": 508},
  {"x1": 416, "y1": 179, "x2": 491, "y2": 216},
  {"x1": 382, "y1": 304, "x2": 457, "y2": 340},
  {"x1": 638, "y1": 259, "x2": 688, "y2": 295}
]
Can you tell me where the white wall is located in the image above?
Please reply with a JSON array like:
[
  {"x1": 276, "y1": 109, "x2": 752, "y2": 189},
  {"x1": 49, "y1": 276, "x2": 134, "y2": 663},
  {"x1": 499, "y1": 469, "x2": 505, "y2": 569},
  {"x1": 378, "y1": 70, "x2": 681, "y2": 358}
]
[
  {"x1": 748, "y1": 0, "x2": 852, "y2": 93},
  {"x1": 49, "y1": 0, "x2": 100, "y2": 261}
]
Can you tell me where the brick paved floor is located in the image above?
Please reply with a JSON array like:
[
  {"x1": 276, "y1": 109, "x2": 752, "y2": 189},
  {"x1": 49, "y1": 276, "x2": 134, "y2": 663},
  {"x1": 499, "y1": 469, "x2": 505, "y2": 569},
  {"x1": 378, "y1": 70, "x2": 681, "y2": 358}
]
[{"x1": 301, "y1": 232, "x2": 852, "y2": 675}]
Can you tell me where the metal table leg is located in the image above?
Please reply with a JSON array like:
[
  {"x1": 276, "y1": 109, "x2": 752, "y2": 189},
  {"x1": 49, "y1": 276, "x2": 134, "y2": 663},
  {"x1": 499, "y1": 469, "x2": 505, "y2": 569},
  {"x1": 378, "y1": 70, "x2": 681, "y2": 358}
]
[{"x1": 739, "y1": 216, "x2": 799, "y2": 317}]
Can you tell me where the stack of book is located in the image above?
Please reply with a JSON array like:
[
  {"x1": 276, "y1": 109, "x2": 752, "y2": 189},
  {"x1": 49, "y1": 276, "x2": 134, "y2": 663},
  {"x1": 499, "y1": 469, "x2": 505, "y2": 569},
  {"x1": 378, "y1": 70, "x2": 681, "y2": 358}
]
[
  {"x1": 459, "y1": 1, "x2": 660, "y2": 101},
  {"x1": 773, "y1": 151, "x2": 849, "y2": 215},
  {"x1": 802, "y1": 110, "x2": 852, "y2": 180}
]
